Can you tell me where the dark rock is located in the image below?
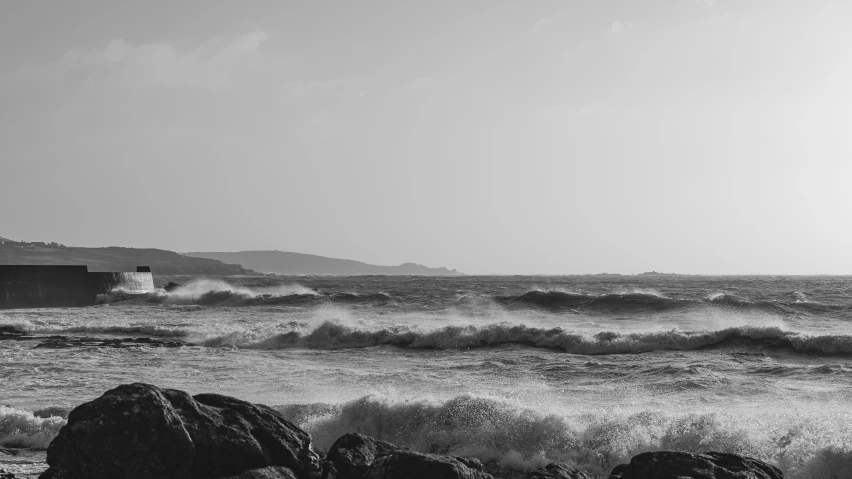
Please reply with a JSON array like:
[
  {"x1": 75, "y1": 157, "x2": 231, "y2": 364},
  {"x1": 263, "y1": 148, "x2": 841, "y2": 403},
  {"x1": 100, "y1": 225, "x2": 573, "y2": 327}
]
[
  {"x1": 454, "y1": 457, "x2": 485, "y2": 471},
  {"x1": 164, "y1": 282, "x2": 182, "y2": 292},
  {"x1": 32, "y1": 406, "x2": 71, "y2": 419},
  {"x1": 39, "y1": 383, "x2": 319, "y2": 479},
  {"x1": 607, "y1": 464, "x2": 627, "y2": 479},
  {"x1": 1, "y1": 328, "x2": 186, "y2": 349},
  {"x1": 0, "y1": 468, "x2": 17, "y2": 479},
  {"x1": 322, "y1": 433, "x2": 488, "y2": 479},
  {"x1": 34, "y1": 336, "x2": 187, "y2": 349},
  {"x1": 40, "y1": 383, "x2": 194, "y2": 479},
  {"x1": 365, "y1": 451, "x2": 493, "y2": 479},
  {"x1": 215, "y1": 467, "x2": 298, "y2": 479},
  {"x1": 324, "y1": 433, "x2": 405, "y2": 479},
  {"x1": 611, "y1": 451, "x2": 783, "y2": 479},
  {"x1": 0, "y1": 331, "x2": 31, "y2": 341},
  {"x1": 529, "y1": 462, "x2": 590, "y2": 479}
]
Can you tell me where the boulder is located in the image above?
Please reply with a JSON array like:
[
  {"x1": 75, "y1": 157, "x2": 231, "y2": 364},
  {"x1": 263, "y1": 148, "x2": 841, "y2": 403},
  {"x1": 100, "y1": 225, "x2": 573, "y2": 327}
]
[
  {"x1": 41, "y1": 383, "x2": 194, "y2": 479},
  {"x1": 607, "y1": 464, "x2": 627, "y2": 479},
  {"x1": 324, "y1": 433, "x2": 405, "y2": 479},
  {"x1": 610, "y1": 451, "x2": 783, "y2": 479},
  {"x1": 216, "y1": 467, "x2": 297, "y2": 479},
  {"x1": 39, "y1": 383, "x2": 319, "y2": 479},
  {"x1": 365, "y1": 451, "x2": 493, "y2": 479},
  {"x1": 32, "y1": 406, "x2": 71, "y2": 419},
  {"x1": 0, "y1": 468, "x2": 17, "y2": 479},
  {"x1": 529, "y1": 462, "x2": 590, "y2": 479},
  {"x1": 164, "y1": 282, "x2": 182, "y2": 292},
  {"x1": 322, "y1": 433, "x2": 489, "y2": 479}
]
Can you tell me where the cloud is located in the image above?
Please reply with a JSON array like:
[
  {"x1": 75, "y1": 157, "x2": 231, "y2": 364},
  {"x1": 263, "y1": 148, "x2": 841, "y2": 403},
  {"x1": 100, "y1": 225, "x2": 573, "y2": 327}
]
[
  {"x1": 693, "y1": 0, "x2": 716, "y2": 6},
  {"x1": 5, "y1": 30, "x2": 271, "y2": 90}
]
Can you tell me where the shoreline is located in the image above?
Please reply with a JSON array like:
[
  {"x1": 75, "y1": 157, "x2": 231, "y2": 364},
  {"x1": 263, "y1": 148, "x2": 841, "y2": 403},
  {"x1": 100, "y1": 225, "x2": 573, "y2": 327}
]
[
  {"x1": 24, "y1": 383, "x2": 787, "y2": 479},
  {"x1": 0, "y1": 384, "x2": 852, "y2": 479}
]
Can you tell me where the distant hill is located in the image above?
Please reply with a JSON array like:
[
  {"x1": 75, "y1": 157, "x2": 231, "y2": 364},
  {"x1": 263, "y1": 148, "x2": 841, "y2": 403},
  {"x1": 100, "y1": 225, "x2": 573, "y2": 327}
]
[
  {"x1": 0, "y1": 239, "x2": 251, "y2": 275},
  {"x1": 183, "y1": 250, "x2": 462, "y2": 276}
]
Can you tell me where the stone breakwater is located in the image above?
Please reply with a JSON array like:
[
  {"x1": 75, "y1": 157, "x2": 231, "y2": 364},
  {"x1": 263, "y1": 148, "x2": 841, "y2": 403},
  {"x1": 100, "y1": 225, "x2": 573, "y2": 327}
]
[
  {"x1": 0, "y1": 265, "x2": 154, "y2": 309},
  {"x1": 30, "y1": 383, "x2": 783, "y2": 479}
]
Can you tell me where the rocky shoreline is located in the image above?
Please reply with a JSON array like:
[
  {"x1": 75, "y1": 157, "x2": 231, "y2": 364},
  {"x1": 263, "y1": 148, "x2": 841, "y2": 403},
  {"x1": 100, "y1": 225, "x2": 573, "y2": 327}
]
[{"x1": 15, "y1": 384, "x2": 782, "y2": 479}]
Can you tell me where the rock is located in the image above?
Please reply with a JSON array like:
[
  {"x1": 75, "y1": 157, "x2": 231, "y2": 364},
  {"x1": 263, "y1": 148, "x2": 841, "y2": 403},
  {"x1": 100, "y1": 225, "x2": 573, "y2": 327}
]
[
  {"x1": 0, "y1": 468, "x2": 18, "y2": 479},
  {"x1": 216, "y1": 467, "x2": 297, "y2": 479},
  {"x1": 529, "y1": 462, "x2": 590, "y2": 479},
  {"x1": 607, "y1": 464, "x2": 627, "y2": 479},
  {"x1": 610, "y1": 451, "x2": 783, "y2": 479},
  {"x1": 32, "y1": 406, "x2": 71, "y2": 419},
  {"x1": 34, "y1": 336, "x2": 186, "y2": 349},
  {"x1": 39, "y1": 383, "x2": 319, "y2": 479},
  {"x1": 454, "y1": 457, "x2": 486, "y2": 472},
  {"x1": 366, "y1": 451, "x2": 493, "y2": 479},
  {"x1": 41, "y1": 383, "x2": 194, "y2": 479},
  {"x1": 322, "y1": 434, "x2": 489, "y2": 479},
  {"x1": 164, "y1": 282, "x2": 181, "y2": 292},
  {"x1": 324, "y1": 433, "x2": 405, "y2": 479}
]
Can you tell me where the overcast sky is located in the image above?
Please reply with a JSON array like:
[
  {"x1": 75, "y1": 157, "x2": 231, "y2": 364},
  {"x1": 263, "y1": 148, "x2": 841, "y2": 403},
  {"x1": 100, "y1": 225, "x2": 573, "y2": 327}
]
[{"x1": 1, "y1": 1, "x2": 850, "y2": 274}]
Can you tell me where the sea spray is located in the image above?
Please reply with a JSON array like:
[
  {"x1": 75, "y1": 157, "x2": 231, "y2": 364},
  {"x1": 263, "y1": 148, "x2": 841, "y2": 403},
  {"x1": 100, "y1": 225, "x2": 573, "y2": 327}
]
[
  {"x1": 0, "y1": 406, "x2": 66, "y2": 449},
  {"x1": 6, "y1": 396, "x2": 851, "y2": 479},
  {"x1": 276, "y1": 394, "x2": 852, "y2": 479},
  {"x1": 211, "y1": 320, "x2": 852, "y2": 356}
]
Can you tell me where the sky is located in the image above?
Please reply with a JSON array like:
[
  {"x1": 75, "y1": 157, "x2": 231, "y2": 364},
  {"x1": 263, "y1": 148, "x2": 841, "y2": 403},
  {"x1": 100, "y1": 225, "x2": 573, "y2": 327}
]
[{"x1": 1, "y1": 0, "x2": 850, "y2": 275}]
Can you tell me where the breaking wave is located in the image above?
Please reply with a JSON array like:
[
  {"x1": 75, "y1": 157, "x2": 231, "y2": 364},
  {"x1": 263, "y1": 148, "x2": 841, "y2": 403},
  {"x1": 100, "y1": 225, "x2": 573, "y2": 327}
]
[
  {"x1": 141, "y1": 279, "x2": 319, "y2": 306},
  {"x1": 498, "y1": 290, "x2": 680, "y2": 313},
  {"x1": 276, "y1": 394, "x2": 852, "y2": 479},
  {"x1": 0, "y1": 320, "x2": 189, "y2": 338},
  {"x1": 0, "y1": 406, "x2": 66, "y2": 449},
  {"x1": 94, "y1": 280, "x2": 396, "y2": 307},
  {"x1": 10, "y1": 394, "x2": 852, "y2": 479},
  {"x1": 329, "y1": 292, "x2": 394, "y2": 303},
  {"x1": 498, "y1": 289, "x2": 851, "y2": 316},
  {"x1": 203, "y1": 321, "x2": 852, "y2": 356}
]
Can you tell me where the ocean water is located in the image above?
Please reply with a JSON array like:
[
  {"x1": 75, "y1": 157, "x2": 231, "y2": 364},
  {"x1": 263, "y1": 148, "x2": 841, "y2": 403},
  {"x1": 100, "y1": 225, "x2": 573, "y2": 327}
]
[{"x1": 2, "y1": 275, "x2": 852, "y2": 478}]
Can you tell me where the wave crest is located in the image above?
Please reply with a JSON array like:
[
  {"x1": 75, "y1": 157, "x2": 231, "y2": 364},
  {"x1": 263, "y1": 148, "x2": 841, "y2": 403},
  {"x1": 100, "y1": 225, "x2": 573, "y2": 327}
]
[
  {"x1": 203, "y1": 321, "x2": 852, "y2": 356},
  {"x1": 500, "y1": 289, "x2": 851, "y2": 317},
  {"x1": 0, "y1": 406, "x2": 66, "y2": 449},
  {"x1": 498, "y1": 290, "x2": 685, "y2": 313},
  {"x1": 94, "y1": 280, "x2": 399, "y2": 307},
  {"x1": 0, "y1": 320, "x2": 189, "y2": 338},
  {"x1": 277, "y1": 394, "x2": 852, "y2": 478}
]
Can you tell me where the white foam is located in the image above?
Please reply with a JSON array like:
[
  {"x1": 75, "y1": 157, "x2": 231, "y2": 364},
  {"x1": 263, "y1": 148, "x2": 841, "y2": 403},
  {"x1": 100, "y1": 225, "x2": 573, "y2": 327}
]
[
  {"x1": 281, "y1": 394, "x2": 852, "y2": 478},
  {"x1": 0, "y1": 406, "x2": 66, "y2": 449}
]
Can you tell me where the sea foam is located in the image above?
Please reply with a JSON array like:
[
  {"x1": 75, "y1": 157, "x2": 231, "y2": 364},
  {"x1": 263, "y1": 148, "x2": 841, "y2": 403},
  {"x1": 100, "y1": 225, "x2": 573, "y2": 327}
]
[
  {"x1": 271, "y1": 393, "x2": 852, "y2": 479},
  {"x1": 0, "y1": 406, "x2": 66, "y2": 449},
  {"x1": 201, "y1": 320, "x2": 852, "y2": 356}
]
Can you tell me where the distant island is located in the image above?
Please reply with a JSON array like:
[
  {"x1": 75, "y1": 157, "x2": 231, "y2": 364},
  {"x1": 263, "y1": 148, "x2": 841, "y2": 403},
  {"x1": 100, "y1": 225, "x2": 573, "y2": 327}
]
[
  {"x1": 0, "y1": 238, "x2": 250, "y2": 275},
  {"x1": 183, "y1": 250, "x2": 462, "y2": 276},
  {"x1": 638, "y1": 271, "x2": 681, "y2": 276}
]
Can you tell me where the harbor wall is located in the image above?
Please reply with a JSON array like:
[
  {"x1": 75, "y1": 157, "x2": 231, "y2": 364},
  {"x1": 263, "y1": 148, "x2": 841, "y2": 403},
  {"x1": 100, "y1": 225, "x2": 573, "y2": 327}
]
[{"x1": 0, "y1": 265, "x2": 155, "y2": 309}]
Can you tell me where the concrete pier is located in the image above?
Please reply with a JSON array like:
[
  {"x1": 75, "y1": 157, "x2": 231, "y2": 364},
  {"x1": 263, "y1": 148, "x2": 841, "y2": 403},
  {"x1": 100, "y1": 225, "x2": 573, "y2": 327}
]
[{"x1": 0, "y1": 265, "x2": 155, "y2": 308}]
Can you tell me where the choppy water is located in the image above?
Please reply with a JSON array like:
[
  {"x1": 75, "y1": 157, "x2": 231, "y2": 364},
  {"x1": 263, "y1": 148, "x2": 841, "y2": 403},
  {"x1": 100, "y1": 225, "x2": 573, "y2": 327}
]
[{"x1": 2, "y1": 275, "x2": 852, "y2": 478}]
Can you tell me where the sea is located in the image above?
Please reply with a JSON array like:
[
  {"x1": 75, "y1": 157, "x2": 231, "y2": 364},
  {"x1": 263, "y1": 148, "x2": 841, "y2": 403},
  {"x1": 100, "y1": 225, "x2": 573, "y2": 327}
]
[{"x1": 2, "y1": 275, "x2": 851, "y2": 478}]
